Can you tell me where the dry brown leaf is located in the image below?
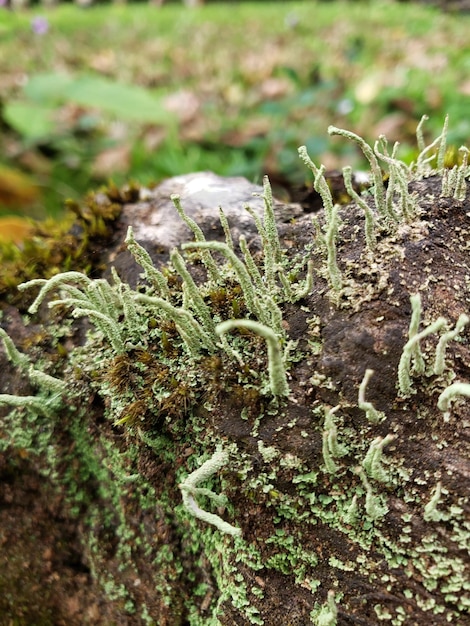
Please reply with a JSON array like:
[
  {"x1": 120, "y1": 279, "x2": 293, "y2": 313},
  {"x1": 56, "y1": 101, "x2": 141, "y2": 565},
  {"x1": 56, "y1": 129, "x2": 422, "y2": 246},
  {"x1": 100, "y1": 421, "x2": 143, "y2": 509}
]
[
  {"x1": 91, "y1": 144, "x2": 131, "y2": 178},
  {"x1": 89, "y1": 49, "x2": 117, "y2": 74},
  {"x1": 0, "y1": 216, "x2": 35, "y2": 244},
  {"x1": 164, "y1": 90, "x2": 200, "y2": 124},
  {"x1": 259, "y1": 77, "x2": 292, "y2": 100}
]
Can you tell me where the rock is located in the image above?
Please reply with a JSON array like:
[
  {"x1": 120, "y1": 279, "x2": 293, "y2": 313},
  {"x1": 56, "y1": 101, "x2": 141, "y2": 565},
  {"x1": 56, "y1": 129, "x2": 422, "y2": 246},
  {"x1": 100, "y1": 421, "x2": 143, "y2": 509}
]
[
  {"x1": 0, "y1": 148, "x2": 469, "y2": 625},
  {"x1": 107, "y1": 170, "x2": 302, "y2": 286}
]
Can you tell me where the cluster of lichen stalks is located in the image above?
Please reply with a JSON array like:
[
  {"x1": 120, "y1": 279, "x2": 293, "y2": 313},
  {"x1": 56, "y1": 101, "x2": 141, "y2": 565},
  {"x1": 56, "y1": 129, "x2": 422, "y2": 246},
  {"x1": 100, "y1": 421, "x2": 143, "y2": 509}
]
[{"x1": 1, "y1": 117, "x2": 469, "y2": 625}]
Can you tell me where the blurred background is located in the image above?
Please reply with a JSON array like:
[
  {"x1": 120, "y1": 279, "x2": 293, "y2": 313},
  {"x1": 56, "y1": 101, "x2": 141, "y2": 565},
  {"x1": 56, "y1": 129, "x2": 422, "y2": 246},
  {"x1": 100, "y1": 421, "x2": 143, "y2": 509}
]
[{"x1": 0, "y1": 0, "x2": 469, "y2": 222}]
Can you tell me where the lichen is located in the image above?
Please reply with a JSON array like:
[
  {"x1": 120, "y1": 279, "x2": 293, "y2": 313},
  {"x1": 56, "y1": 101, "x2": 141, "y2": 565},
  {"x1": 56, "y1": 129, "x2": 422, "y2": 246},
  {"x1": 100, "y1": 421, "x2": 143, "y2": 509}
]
[{"x1": 0, "y1": 118, "x2": 469, "y2": 624}]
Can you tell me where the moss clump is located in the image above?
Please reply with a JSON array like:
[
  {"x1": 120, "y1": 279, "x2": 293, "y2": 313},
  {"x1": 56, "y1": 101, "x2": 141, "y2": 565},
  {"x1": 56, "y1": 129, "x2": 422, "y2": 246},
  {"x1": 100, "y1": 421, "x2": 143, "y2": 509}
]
[{"x1": 0, "y1": 182, "x2": 138, "y2": 308}]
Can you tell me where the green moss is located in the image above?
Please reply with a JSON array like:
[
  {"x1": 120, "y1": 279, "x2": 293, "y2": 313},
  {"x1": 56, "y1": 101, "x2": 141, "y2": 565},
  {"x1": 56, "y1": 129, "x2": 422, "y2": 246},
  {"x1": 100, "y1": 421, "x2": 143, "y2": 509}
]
[{"x1": 0, "y1": 183, "x2": 128, "y2": 308}]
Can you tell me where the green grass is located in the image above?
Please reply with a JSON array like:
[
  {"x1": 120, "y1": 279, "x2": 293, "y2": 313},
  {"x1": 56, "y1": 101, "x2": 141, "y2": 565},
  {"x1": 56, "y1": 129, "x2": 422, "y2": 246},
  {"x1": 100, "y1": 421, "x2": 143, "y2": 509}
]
[{"x1": 0, "y1": 1, "x2": 469, "y2": 216}]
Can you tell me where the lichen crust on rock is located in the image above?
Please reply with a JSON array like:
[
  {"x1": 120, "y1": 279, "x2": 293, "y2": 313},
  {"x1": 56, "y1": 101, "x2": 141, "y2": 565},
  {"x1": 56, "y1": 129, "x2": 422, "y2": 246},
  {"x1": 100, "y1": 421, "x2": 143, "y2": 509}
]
[{"x1": 0, "y1": 117, "x2": 469, "y2": 625}]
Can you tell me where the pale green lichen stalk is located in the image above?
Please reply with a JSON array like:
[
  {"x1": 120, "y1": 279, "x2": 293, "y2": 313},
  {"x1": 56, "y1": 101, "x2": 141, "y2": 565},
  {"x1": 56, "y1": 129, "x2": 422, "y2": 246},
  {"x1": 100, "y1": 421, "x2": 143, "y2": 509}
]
[
  {"x1": 358, "y1": 369, "x2": 385, "y2": 424},
  {"x1": 362, "y1": 434, "x2": 395, "y2": 484},
  {"x1": 437, "y1": 382, "x2": 470, "y2": 421},
  {"x1": 342, "y1": 165, "x2": 377, "y2": 250},
  {"x1": 0, "y1": 328, "x2": 66, "y2": 417},
  {"x1": 433, "y1": 313, "x2": 469, "y2": 376},
  {"x1": 216, "y1": 319, "x2": 289, "y2": 397},
  {"x1": 179, "y1": 447, "x2": 241, "y2": 537},
  {"x1": 125, "y1": 226, "x2": 170, "y2": 297},
  {"x1": 321, "y1": 406, "x2": 347, "y2": 475},
  {"x1": 397, "y1": 294, "x2": 447, "y2": 397},
  {"x1": 328, "y1": 125, "x2": 386, "y2": 216},
  {"x1": 19, "y1": 271, "x2": 126, "y2": 353},
  {"x1": 298, "y1": 145, "x2": 342, "y2": 291}
]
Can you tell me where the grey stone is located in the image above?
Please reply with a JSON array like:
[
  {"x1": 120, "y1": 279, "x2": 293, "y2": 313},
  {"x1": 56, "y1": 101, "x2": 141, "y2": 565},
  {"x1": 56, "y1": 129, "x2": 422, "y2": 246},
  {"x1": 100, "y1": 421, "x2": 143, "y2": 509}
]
[{"x1": 109, "y1": 171, "x2": 302, "y2": 285}]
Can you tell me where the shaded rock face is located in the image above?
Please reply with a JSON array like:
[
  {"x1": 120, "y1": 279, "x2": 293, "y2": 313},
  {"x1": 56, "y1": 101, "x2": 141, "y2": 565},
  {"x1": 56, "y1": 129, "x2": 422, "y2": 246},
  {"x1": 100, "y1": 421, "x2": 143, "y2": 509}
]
[{"x1": 0, "y1": 171, "x2": 469, "y2": 625}]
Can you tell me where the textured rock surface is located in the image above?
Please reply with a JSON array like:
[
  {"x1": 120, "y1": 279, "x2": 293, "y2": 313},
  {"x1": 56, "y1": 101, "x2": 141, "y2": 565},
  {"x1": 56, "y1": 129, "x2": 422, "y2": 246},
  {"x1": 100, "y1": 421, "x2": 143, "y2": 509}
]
[
  {"x1": 107, "y1": 171, "x2": 302, "y2": 286},
  {"x1": 0, "y1": 171, "x2": 469, "y2": 625}
]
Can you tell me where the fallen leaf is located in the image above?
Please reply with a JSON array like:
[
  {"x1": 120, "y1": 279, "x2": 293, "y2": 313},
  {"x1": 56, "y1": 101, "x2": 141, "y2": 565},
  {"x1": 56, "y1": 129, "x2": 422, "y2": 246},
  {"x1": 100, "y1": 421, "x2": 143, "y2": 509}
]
[
  {"x1": 0, "y1": 216, "x2": 35, "y2": 244},
  {"x1": 0, "y1": 166, "x2": 40, "y2": 208},
  {"x1": 89, "y1": 49, "x2": 117, "y2": 74},
  {"x1": 259, "y1": 77, "x2": 292, "y2": 100},
  {"x1": 91, "y1": 144, "x2": 131, "y2": 178},
  {"x1": 164, "y1": 90, "x2": 200, "y2": 124}
]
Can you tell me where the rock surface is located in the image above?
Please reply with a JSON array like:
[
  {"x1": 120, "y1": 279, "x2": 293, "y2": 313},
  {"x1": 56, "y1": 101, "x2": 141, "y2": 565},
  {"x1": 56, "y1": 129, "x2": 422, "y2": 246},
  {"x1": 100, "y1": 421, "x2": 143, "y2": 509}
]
[{"x1": 0, "y1": 171, "x2": 469, "y2": 625}]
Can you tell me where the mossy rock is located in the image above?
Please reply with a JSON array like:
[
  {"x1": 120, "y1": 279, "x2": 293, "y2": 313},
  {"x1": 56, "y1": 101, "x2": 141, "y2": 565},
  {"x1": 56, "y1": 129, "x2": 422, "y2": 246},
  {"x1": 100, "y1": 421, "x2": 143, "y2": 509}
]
[{"x1": 0, "y1": 121, "x2": 468, "y2": 625}]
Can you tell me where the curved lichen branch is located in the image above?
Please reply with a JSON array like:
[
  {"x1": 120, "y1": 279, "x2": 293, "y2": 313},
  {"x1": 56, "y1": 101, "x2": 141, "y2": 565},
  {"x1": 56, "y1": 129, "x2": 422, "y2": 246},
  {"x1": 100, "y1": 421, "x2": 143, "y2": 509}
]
[
  {"x1": 327, "y1": 125, "x2": 386, "y2": 216},
  {"x1": 397, "y1": 294, "x2": 447, "y2": 397},
  {"x1": 216, "y1": 319, "x2": 289, "y2": 397},
  {"x1": 18, "y1": 271, "x2": 127, "y2": 353},
  {"x1": 0, "y1": 328, "x2": 66, "y2": 395},
  {"x1": 125, "y1": 226, "x2": 170, "y2": 298},
  {"x1": 18, "y1": 271, "x2": 95, "y2": 315},
  {"x1": 179, "y1": 447, "x2": 241, "y2": 537},
  {"x1": 0, "y1": 328, "x2": 30, "y2": 370},
  {"x1": 298, "y1": 146, "x2": 334, "y2": 219},
  {"x1": 414, "y1": 114, "x2": 449, "y2": 175},
  {"x1": 437, "y1": 382, "x2": 470, "y2": 421},
  {"x1": 358, "y1": 369, "x2": 385, "y2": 424},
  {"x1": 416, "y1": 114, "x2": 429, "y2": 154},
  {"x1": 433, "y1": 313, "x2": 469, "y2": 375},
  {"x1": 0, "y1": 393, "x2": 61, "y2": 419}
]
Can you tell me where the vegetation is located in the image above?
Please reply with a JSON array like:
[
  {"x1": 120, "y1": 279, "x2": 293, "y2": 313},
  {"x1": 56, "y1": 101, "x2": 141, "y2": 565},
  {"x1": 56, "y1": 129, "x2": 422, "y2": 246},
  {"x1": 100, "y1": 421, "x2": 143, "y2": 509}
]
[
  {"x1": 0, "y1": 119, "x2": 468, "y2": 624},
  {"x1": 0, "y1": 1, "x2": 469, "y2": 622},
  {"x1": 1, "y1": 0, "x2": 469, "y2": 219}
]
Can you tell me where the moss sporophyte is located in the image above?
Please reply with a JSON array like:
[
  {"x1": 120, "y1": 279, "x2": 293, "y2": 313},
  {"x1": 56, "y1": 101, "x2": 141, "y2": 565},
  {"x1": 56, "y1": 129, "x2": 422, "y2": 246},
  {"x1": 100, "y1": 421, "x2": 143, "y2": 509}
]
[{"x1": 0, "y1": 118, "x2": 469, "y2": 624}]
